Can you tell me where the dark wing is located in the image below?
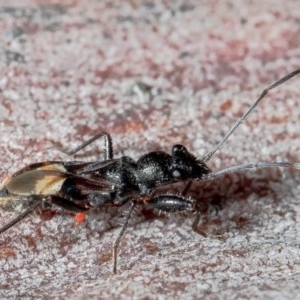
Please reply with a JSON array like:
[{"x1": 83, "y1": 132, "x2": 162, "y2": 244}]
[{"x1": 0, "y1": 161, "x2": 116, "y2": 210}]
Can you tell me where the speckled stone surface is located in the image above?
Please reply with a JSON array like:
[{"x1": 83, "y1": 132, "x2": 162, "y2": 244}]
[{"x1": 0, "y1": 1, "x2": 300, "y2": 299}]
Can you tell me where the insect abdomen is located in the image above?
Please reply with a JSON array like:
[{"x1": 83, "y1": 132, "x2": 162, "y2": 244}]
[{"x1": 147, "y1": 195, "x2": 194, "y2": 212}]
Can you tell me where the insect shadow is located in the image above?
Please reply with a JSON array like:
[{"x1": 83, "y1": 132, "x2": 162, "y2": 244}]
[{"x1": 0, "y1": 69, "x2": 300, "y2": 273}]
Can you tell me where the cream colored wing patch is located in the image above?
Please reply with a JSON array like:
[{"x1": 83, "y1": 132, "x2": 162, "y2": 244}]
[{"x1": 4, "y1": 169, "x2": 67, "y2": 196}]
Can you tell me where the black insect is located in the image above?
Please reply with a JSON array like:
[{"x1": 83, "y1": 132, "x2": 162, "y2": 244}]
[{"x1": 0, "y1": 69, "x2": 300, "y2": 273}]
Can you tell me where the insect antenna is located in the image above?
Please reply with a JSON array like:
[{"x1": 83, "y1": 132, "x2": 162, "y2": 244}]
[
  {"x1": 0, "y1": 201, "x2": 41, "y2": 234},
  {"x1": 203, "y1": 68, "x2": 300, "y2": 162},
  {"x1": 206, "y1": 161, "x2": 300, "y2": 179},
  {"x1": 182, "y1": 69, "x2": 300, "y2": 196}
]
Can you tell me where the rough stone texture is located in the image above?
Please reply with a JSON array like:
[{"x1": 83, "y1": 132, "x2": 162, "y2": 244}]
[{"x1": 0, "y1": 0, "x2": 300, "y2": 299}]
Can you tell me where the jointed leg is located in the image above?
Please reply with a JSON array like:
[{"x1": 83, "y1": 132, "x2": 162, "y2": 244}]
[
  {"x1": 0, "y1": 201, "x2": 41, "y2": 234},
  {"x1": 0, "y1": 194, "x2": 91, "y2": 235},
  {"x1": 60, "y1": 131, "x2": 113, "y2": 159},
  {"x1": 182, "y1": 180, "x2": 192, "y2": 196},
  {"x1": 113, "y1": 201, "x2": 136, "y2": 274},
  {"x1": 49, "y1": 195, "x2": 90, "y2": 212},
  {"x1": 192, "y1": 211, "x2": 201, "y2": 232}
]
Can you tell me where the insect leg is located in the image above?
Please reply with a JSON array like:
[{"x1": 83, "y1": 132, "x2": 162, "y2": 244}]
[
  {"x1": 60, "y1": 131, "x2": 113, "y2": 159},
  {"x1": 0, "y1": 194, "x2": 91, "y2": 234},
  {"x1": 181, "y1": 180, "x2": 193, "y2": 196},
  {"x1": 113, "y1": 201, "x2": 136, "y2": 274},
  {"x1": 0, "y1": 201, "x2": 41, "y2": 234},
  {"x1": 49, "y1": 196, "x2": 90, "y2": 212},
  {"x1": 191, "y1": 211, "x2": 201, "y2": 231}
]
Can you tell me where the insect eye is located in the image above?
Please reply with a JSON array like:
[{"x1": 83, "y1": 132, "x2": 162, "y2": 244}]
[
  {"x1": 172, "y1": 169, "x2": 182, "y2": 180},
  {"x1": 172, "y1": 144, "x2": 185, "y2": 155}
]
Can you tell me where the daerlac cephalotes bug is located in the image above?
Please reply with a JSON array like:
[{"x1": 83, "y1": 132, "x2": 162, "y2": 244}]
[{"x1": 0, "y1": 69, "x2": 300, "y2": 273}]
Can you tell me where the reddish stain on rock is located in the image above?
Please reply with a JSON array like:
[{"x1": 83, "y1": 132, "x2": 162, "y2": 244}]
[
  {"x1": 0, "y1": 245, "x2": 16, "y2": 259},
  {"x1": 220, "y1": 99, "x2": 233, "y2": 112}
]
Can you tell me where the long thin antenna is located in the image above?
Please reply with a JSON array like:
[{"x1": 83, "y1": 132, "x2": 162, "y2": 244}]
[
  {"x1": 205, "y1": 161, "x2": 300, "y2": 179},
  {"x1": 203, "y1": 69, "x2": 300, "y2": 162}
]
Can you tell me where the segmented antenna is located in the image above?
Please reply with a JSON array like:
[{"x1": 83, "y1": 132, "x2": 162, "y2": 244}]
[
  {"x1": 206, "y1": 162, "x2": 300, "y2": 179},
  {"x1": 203, "y1": 69, "x2": 300, "y2": 162}
]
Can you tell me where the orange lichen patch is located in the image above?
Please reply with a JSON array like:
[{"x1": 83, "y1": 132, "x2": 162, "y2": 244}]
[
  {"x1": 273, "y1": 132, "x2": 287, "y2": 142},
  {"x1": 125, "y1": 120, "x2": 147, "y2": 133},
  {"x1": 74, "y1": 212, "x2": 86, "y2": 223},
  {"x1": 266, "y1": 115, "x2": 288, "y2": 124},
  {"x1": 114, "y1": 119, "x2": 147, "y2": 135},
  {"x1": 220, "y1": 99, "x2": 233, "y2": 112},
  {"x1": 145, "y1": 242, "x2": 158, "y2": 254},
  {"x1": 98, "y1": 251, "x2": 112, "y2": 265},
  {"x1": 0, "y1": 245, "x2": 16, "y2": 259},
  {"x1": 25, "y1": 235, "x2": 37, "y2": 249}
]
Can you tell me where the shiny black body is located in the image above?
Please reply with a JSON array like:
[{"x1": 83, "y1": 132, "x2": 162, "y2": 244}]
[
  {"x1": 0, "y1": 132, "x2": 213, "y2": 273},
  {"x1": 75, "y1": 144, "x2": 211, "y2": 209}
]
